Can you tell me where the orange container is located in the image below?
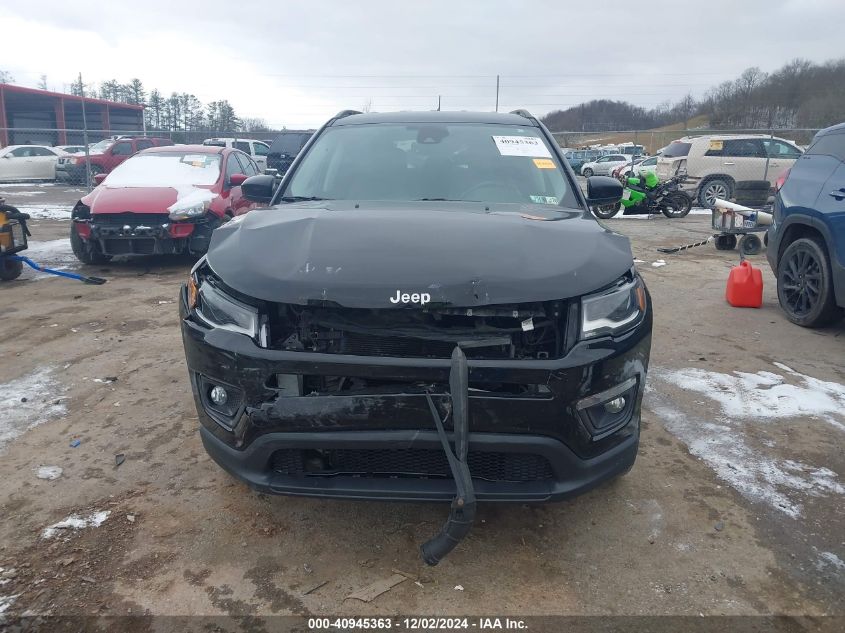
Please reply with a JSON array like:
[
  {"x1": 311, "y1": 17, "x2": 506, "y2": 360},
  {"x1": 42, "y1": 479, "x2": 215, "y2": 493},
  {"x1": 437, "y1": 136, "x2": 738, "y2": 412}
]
[{"x1": 726, "y1": 260, "x2": 763, "y2": 308}]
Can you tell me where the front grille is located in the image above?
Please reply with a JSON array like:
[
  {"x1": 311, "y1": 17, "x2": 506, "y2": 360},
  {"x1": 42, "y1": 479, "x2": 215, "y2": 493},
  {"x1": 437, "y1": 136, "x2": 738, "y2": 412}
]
[
  {"x1": 341, "y1": 332, "x2": 510, "y2": 359},
  {"x1": 272, "y1": 448, "x2": 555, "y2": 483},
  {"x1": 93, "y1": 213, "x2": 169, "y2": 226},
  {"x1": 104, "y1": 238, "x2": 157, "y2": 255}
]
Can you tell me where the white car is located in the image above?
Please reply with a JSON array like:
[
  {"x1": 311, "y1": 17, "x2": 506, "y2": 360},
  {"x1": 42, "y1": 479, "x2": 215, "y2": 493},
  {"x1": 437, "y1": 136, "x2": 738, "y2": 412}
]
[
  {"x1": 581, "y1": 154, "x2": 630, "y2": 177},
  {"x1": 617, "y1": 155, "x2": 658, "y2": 179},
  {"x1": 0, "y1": 145, "x2": 64, "y2": 182},
  {"x1": 202, "y1": 138, "x2": 270, "y2": 170}
]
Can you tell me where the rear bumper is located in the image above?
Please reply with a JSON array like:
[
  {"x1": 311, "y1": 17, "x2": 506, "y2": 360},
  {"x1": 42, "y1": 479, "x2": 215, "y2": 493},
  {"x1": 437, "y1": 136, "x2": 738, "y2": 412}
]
[{"x1": 180, "y1": 285, "x2": 652, "y2": 502}]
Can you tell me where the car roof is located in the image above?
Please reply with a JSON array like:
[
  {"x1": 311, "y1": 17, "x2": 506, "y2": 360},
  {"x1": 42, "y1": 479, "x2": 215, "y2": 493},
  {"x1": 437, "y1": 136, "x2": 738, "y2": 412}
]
[
  {"x1": 816, "y1": 122, "x2": 845, "y2": 136},
  {"x1": 331, "y1": 110, "x2": 537, "y2": 126},
  {"x1": 3, "y1": 144, "x2": 56, "y2": 150},
  {"x1": 136, "y1": 144, "x2": 225, "y2": 155}
]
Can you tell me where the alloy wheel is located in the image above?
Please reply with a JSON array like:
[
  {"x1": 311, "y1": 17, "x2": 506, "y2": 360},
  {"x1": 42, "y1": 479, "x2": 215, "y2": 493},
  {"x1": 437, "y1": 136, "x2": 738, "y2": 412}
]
[
  {"x1": 704, "y1": 182, "x2": 728, "y2": 206},
  {"x1": 780, "y1": 246, "x2": 822, "y2": 317}
]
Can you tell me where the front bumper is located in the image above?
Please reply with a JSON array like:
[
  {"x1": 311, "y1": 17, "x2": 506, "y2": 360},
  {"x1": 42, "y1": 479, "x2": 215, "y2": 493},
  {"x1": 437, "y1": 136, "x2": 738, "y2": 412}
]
[
  {"x1": 57, "y1": 163, "x2": 85, "y2": 182},
  {"x1": 179, "y1": 286, "x2": 652, "y2": 502},
  {"x1": 75, "y1": 215, "x2": 219, "y2": 256}
]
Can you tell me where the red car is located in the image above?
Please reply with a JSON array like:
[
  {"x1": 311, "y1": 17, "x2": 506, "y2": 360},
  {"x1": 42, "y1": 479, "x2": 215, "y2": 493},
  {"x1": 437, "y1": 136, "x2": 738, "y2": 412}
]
[
  {"x1": 57, "y1": 136, "x2": 174, "y2": 184},
  {"x1": 70, "y1": 145, "x2": 260, "y2": 263}
]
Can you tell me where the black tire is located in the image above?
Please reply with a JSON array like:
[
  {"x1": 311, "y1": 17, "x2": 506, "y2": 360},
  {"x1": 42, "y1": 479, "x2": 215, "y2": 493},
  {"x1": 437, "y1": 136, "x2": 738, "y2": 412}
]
[
  {"x1": 661, "y1": 192, "x2": 693, "y2": 218},
  {"x1": 582, "y1": 168, "x2": 594, "y2": 177},
  {"x1": 777, "y1": 237, "x2": 843, "y2": 327},
  {"x1": 739, "y1": 234, "x2": 763, "y2": 256},
  {"x1": 592, "y1": 203, "x2": 620, "y2": 219},
  {"x1": 698, "y1": 178, "x2": 732, "y2": 208},
  {"x1": 714, "y1": 234, "x2": 737, "y2": 250},
  {"x1": 0, "y1": 257, "x2": 23, "y2": 281},
  {"x1": 70, "y1": 223, "x2": 111, "y2": 265}
]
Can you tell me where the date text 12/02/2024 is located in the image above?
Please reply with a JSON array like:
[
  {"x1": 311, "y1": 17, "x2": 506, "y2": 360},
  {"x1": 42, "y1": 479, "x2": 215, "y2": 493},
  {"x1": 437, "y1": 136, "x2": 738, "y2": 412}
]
[{"x1": 307, "y1": 617, "x2": 528, "y2": 630}]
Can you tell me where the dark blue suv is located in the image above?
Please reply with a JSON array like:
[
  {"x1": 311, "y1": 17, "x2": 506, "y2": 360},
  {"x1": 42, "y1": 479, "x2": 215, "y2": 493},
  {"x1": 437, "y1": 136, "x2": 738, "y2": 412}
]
[{"x1": 768, "y1": 123, "x2": 845, "y2": 327}]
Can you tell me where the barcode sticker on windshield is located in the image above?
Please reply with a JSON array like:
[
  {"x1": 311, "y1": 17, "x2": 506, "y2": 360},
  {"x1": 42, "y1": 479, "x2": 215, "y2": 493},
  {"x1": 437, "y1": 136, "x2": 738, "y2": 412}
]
[{"x1": 492, "y1": 136, "x2": 552, "y2": 158}]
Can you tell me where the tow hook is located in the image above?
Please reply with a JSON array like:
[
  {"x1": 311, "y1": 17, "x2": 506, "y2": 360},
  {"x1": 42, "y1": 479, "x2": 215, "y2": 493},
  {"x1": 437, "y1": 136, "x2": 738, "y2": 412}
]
[{"x1": 420, "y1": 346, "x2": 477, "y2": 565}]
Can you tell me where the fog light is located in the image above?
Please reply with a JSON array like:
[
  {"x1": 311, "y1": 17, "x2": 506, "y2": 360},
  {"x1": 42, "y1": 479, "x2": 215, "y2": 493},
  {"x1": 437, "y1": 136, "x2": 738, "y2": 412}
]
[
  {"x1": 209, "y1": 385, "x2": 228, "y2": 406},
  {"x1": 604, "y1": 396, "x2": 626, "y2": 414}
]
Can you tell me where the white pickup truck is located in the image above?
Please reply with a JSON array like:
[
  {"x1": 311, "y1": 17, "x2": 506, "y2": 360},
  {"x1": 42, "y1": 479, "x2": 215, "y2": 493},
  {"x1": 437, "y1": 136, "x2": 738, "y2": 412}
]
[{"x1": 202, "y1": 138, "x2": 270, "y2": 171}]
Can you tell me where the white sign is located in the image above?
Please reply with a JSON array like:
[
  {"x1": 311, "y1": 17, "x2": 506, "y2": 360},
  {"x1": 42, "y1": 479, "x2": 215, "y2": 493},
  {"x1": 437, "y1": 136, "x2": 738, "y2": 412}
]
[{"x1": 492, "y1": 136, "x2": 552, "y2": 158}]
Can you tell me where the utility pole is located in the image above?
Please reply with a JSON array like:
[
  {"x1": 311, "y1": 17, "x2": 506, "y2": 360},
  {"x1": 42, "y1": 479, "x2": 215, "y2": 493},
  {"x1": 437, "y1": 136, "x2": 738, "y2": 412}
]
[
  {"x1": 495, "y1": 75, "x2": 499, "y2": 112},
  {"x1": 437, "y1": 95, "x2": 441, "y2": 112},
  {"x1": 79, "y1": 73, "x2": 92, "y2": 192}
]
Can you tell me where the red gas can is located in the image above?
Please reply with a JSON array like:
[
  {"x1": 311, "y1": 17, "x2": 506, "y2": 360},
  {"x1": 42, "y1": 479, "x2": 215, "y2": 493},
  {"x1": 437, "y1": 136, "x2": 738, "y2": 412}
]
[{"x1": 726, "y1": 260, "x2": 763, "y2": 308}]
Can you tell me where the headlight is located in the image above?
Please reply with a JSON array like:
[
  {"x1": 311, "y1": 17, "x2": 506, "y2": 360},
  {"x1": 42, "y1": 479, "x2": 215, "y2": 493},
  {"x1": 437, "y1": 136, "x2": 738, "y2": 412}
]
[
  {"x1": 581, "y1": 274, "x2": 646, "y2": 339},
  {"x1": 195, "y1": 279, "x2": 264, "y2": 343},
  {"x1": 169, "y1": 201, "x2": 209, "y2": 221}
]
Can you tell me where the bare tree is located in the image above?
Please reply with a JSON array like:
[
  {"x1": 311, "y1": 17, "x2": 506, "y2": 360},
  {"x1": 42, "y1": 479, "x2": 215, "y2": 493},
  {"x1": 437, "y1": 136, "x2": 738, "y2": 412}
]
[
  {"x1": 38, "y1": 75, "x2": 48, "y2": 90},
  {"x1": 0, "y1": 70, "x2": 14, "y2": 84}
]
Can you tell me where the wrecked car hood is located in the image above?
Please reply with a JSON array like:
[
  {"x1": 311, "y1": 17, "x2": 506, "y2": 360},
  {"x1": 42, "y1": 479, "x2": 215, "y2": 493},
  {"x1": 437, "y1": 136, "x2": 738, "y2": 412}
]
[
  {"x1": 206, "y1": 201, "x2": 634, "y2": 307},
  {"x1": 84, "y1": 185, "x2": 213, "y2": 214}
]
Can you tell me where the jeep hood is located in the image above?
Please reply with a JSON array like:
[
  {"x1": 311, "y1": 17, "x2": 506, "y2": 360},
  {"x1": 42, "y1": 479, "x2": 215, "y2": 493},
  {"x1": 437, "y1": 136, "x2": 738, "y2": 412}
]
[{"x1": 205, "y1": 201, "x2": 634, "y2": 307}]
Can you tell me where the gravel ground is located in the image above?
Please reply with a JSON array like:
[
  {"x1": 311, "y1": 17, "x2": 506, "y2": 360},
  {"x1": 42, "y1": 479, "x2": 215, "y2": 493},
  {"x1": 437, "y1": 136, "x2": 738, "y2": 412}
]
[{"x1": 0, "y1": 183, "x2": 843, "y2": 621}]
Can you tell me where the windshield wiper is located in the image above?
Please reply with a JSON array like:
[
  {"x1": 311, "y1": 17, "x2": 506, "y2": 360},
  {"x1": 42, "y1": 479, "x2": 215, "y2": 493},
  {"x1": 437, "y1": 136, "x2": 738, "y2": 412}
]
[{"x1": 278, "y1": 196, "x2": 331, "y2": 202}]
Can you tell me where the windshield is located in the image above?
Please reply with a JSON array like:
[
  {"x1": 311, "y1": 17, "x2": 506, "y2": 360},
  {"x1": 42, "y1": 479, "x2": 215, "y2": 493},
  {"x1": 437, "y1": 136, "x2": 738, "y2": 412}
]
[
  {"x1": 269, "y1": 132, "x2": 312, "y2": 155},
  {"x1": 282, "y1": 123, "x2": 577, "y2": 207},
  {"x1": 662, "y1": 141, "x2": 692, "y2": 158},
  {"x1": 105, "y1": 152, "x2": 221, "y2": 187},
  {"x1": 88, "y1": 139, "x2": 113, "y2": 153}
]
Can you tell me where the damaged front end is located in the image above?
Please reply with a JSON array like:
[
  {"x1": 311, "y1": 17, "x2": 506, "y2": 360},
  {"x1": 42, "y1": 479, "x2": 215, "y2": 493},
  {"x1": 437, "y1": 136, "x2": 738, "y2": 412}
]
[{"x1": 180, "y1": 256, "x2": 652, "y2": 564}]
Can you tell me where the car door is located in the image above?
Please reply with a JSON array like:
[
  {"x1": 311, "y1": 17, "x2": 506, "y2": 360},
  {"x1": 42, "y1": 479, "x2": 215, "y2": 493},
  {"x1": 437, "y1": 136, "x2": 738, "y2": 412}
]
[
  {"x1": 232, "y1": 153, "x2": 261, "y2": 214},
  {"x1": 251, "y1": 141, "x2": 270, "y2": 170},
  {"x1": 222, "y1": 152, "x2": 249, "y2": 215},
  {"x1": 107, "y1": 141, "x2": 134, "y2": 171},
  {"x1": 28, "y1": 147, "x2": 59, "y2": 179},
  {"x1": 1, "y1": 147, "x2": 34, "y2": 180},
  {"x1": 762, "y1": 139, "x2": 803, "y2": 186},
  {"x1": 716, "y1": 138, "x2": 767, "y2": 183}
]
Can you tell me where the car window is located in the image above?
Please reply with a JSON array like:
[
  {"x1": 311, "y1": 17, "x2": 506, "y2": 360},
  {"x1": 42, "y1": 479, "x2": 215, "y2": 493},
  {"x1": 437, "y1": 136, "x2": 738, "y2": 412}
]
[
  {"x1": 644, "y1": 157, "x2": 657, "y2": 166},
  {"x1": 236, "y1": 152, "x2": 259, "y2": 176},
  {"x1": 662, "y1": 141, "x2": 691, "y2": 158},
  {"x1": 28, "y1": 147, "x2": 56, "y2": 157},
  {"x1": 609, "y1": 155, "x2": 626, "y2": 161},
  {"x1": 706, "y1": 138, "x2": 765, "y2": 158},
  {"x1": 112, "y1": 142, "x2": 133, "y2": 156},
  {"x1": 283, "y1": 122, "x2": 578, "y2": 207},
  {"x1": 806, "y1": 131, "x2": 845, "y2": 162},
  {"x1": 253, "y1": 142, "x2": 269, "y2": 157},
  {"x1": 762, "y1": 139, "x2": 802, "y2": 159},
  {"x1": 234, "y1": 141, "x2": 251, "y2": 153},
  {"x1": 136, "y1": 140, "x2": 154, "y2": 150},
  {"x1": 10, "y1": 147, "x2": 35, "y2": 157},
  {"x1": 226, "y1": 153, "x2": 245, "y2": 181}
]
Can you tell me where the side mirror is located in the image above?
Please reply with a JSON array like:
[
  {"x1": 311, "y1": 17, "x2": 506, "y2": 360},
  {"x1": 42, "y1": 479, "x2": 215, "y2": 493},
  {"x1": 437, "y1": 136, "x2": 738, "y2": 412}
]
[
  {"x1": 93, "y1": 173, "x2": 107, "y2": 185},
  {"x1": 228, "y1": 173, "x2": 248, "y2": 187},
  {"x1": 241, "y1": 174, "x2": 277, "y2": 204},
  {"x1": 585, "y1": 176, "x2": 623, "y2": 206}
]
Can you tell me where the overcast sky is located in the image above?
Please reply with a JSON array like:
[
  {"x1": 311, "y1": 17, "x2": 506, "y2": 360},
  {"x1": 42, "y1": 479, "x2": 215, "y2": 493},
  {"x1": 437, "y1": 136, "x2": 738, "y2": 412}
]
[{"x1": 2, "y1": 0, "x2": 843, "y2": 129}]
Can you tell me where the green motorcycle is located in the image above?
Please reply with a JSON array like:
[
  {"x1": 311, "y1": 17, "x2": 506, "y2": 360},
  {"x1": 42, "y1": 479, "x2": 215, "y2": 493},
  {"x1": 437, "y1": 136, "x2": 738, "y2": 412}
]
[{"x1": 593, "y1": 172, "x2": 692, "y2": 219}]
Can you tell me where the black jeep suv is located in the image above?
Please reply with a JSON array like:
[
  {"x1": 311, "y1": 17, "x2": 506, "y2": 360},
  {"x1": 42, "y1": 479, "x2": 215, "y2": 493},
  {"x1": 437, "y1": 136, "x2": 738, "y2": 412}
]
[{"x1": 179, "y1": 110, "x2": 651, "y2": 562}]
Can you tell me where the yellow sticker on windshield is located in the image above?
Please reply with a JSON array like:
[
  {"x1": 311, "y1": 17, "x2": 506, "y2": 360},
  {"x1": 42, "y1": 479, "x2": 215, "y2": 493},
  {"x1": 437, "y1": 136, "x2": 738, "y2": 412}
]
[
  {"x1": 709, "y1": 140, "x2": 724, "y2": 151},
  {"x1": 533, "y1": 158, "x2": 556, "y2": 169}
]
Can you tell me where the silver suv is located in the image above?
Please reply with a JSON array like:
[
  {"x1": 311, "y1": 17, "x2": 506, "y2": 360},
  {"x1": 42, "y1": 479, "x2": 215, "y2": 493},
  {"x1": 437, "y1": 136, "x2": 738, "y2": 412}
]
[{"x1": 656, "y1": 134, "x2": 803, "y2": 207}]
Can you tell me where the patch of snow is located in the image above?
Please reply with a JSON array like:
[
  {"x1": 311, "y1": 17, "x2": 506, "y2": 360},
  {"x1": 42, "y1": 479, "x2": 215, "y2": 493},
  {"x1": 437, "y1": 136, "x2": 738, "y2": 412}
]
[
  {"x1": 0, "y1": 182, "x2": 56, "y2": 187},
  {"x1": 816, "y1": 551, "x2": 845, "y2": 572},
  {"x1": 19, "y1": 239, "x2": 77, "y2": 274},
  {"x1": 0, "y1": 368, "x2": 67, "y2": 452},
  {"x1": 656, "y1": 365, "x2": 845, "y2": 431},
  {"x1": 35, "y1": 465, "x2": 63, "y2": 480},
  {"x1": 0, "y1": 190, "x2": 46, "y2": 197},
  {"x1": 11, "y1": 204, "x2": 72, "y2": 220},
  {"x1": 646, "y1": 392, "x2": 845, "y2": 519},
  {"x1": 652, "y1": 260, "x2": 667, "y2": 268},
  {"x1": 41, "y1": 510, "x2": 110, "y2": 539},
  {"x1": 0, "y1": 594, "x2": 19, "y2": 615}
]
